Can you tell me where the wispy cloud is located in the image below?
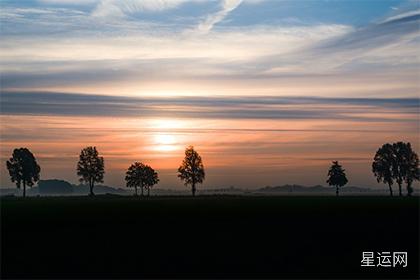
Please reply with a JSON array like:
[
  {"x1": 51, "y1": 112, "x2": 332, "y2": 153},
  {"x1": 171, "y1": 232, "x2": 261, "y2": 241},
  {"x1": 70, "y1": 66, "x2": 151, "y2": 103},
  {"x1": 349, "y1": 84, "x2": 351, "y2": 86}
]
[
  {"x1": 1, "y1": 0, "x2": 419, "y2": 189},
  {"x1": 92, "y1": 0, "x2": 188, "y2": 17},
  {"x1": 196, "y1": 0, "x2": 242, "y2": 33},
  {"x1": 38, "y1": 0, "x2": 99, "y2": 4},
  {"x1": 380, "y1": 9, "x2": 420, "y2": 23},
  {"x1": 0, "y1": 1, "x2": 418, "y2": 99},
  {"x1": 244, "y1": 10, "x2": 420, "y2": 77},
  {"x1": 194, "y1": 0, "x2": 267, "y2": 33}
]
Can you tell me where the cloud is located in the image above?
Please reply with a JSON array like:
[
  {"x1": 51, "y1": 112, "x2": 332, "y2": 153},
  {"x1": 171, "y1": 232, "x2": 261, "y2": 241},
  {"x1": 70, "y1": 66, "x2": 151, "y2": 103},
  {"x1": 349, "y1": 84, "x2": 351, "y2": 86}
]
[
  {"x1": 1, "y1": 1, "x2": 418, "y2": 189},
  {"x1": 1, "y1": 91, "x2": 417, "y2": 122},
  {"x1": 196, "y1": 0, "x2": 242, "y2": 33},
  {"x1": 0, "y1": 23, "x2": 351, "y2": 62},
  {"x1": 380, "y1": 9, "x2": 420, "y2": 23},
  {"x1": 246, "y1": 9, "x2": 420, "y2": 76},
  {"x1": 38, "y1": 0, "x2": 100, "y2": 4},
  {"x1": 0, "y1": 24, "x2": 354, "y2": 91},
  {"x1": 0, "y1": 2, "x2": 418, "y2": 99},
  {"x1": 91, "y1": 0, "x2": 202, "y2": 18},
  {"x1": 91, "y1": 0, "x2": 262, "y2": 24},
  {"x1": 315, "y1": 10, "x2": 420, "y2": 53}
]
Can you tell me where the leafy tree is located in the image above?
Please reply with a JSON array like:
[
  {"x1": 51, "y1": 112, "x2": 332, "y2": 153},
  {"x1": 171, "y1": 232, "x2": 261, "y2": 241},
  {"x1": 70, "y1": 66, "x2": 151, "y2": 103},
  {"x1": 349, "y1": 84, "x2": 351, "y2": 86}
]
[
  {"x1": 178, "y1": 146, "x2": 205, "y2": 196},
  {"x1": 126, "y1": 162, "x2": 145, "y2": 196},
  {"x1": 398, "y1": 142, "x2": 419, "y2": 196},
  {"x1": 77, "y1": 146, "x2": 104, "y2": 196},
  {"x1": 125, "y1": 162, "x2": 159, "y2": 196},
  {"x1": 373, "y1": 142, "x2": 419, "y2": 196},
  {"x1": 404, "y1": 156, "x2": 419, "y2": 197},
  {"x1": 372, "y1": 143, "x2": 395, "y2": 196},
  {"x1": 144, "y1": 165, "x2": 159, "y2": 197},
  {"x1": 6, "y1": 148, "x2": 41, "y2": 198},
  {"x1": 392, "y1": 142, "x2": 406, "y2": 196},
  {"x1": 326, "y1": 161, "x2": 348, "y2": 196}
]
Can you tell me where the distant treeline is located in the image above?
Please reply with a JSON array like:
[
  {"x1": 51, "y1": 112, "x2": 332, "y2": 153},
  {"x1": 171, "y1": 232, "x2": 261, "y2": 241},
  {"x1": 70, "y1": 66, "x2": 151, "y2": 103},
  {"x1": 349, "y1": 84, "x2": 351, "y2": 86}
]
[
  {"x1": 5, "y1": 142, "x2": 419, "y2": 198},
  {"x1": 0, "y1": 180, "x2": 127, "y2": 196}
]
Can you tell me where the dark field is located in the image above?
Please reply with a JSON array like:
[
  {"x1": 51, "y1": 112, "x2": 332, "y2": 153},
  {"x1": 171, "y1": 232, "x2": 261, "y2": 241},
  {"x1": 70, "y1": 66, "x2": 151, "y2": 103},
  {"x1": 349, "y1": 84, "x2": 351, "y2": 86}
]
[{"x1": 1, "y1": 195, "x2": 419, "y2": 279}]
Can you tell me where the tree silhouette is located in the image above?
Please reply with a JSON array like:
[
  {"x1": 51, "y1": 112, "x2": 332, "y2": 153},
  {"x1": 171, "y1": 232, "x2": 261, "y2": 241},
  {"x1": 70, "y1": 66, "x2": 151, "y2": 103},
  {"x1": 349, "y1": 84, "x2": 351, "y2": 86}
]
[
  {"x1": 326, "y1": 161, "x2": 348, "y2": 196},
  {"x1": 372, "y1": 143, "x2": 395, "y2": 196},
  {"x1": 398, "y1": 142, "x2": 419, "y2": 196},
  {"x1": 145, "y1": 165, "x2": 159, "y2": 197},
  {"x1": 6, "y1": 148, "x2": 41, "y2": 198},
  {"x1": 126, "y1": 162, "x2": 145, "y2": 196},
  {"x1": 373, "y1": 142, "x2": 419, "y2": 196},
  {"x1": 125, "y1": 162, "x2": 159, "y2": 196},
  {"x1": 392, "y1": 142, "x2": 407, "y2": 196},
  {"x1": 178, "y1": 146, "x2": 205, "y2": 197},
  {"x1": 77, "y1": 146, "x2": 104, "y2": 196}
]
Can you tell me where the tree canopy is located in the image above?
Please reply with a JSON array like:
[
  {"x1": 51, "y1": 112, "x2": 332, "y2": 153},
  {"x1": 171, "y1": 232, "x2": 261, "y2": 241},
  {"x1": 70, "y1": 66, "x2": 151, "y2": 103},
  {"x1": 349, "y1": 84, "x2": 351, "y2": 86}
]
[
  {"x1": 326, "y1": 161, "x2": 348, "y2": 196},
  {"x1": 178, "y1": 146, "x2": 205, "y2": 196},
  {"x1": 6, "y1": 148, "x2": 41, "y2": 197},
  {"x1": 372, "y1": 142, "x2": 419, "y2": 196},
  {"x1": 77, "y1": 146, "x2": 104, "y2": 196},
  {"x1": 372, "y1": 143, "x2": 395, "y2": 196},
  {"x1": 125, "y1": 162, "x2": 159, "y2": 196},
  {"x1": 394, "y1": 142, "x2": 419, "y2": 196}
]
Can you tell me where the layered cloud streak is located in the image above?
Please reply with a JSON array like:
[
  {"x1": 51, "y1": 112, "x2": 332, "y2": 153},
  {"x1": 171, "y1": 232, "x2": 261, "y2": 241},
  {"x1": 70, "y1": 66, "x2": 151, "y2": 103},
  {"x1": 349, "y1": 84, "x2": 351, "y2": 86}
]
[{"x1": 1, "y1": 1, "x2": 418, "y2": 96}]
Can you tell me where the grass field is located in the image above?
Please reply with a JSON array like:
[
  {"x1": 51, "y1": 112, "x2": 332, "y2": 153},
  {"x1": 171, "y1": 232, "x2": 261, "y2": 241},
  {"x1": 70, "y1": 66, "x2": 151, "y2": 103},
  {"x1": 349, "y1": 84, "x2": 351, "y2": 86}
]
[{"x1": 1, "y1": 195, "x2": 419, "y2": 279}]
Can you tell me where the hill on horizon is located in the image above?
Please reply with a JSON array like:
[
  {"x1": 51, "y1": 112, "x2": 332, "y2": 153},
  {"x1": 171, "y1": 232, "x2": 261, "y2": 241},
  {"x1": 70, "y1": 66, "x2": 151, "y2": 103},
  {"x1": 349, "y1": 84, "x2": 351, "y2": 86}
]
[
  {"x1": 0, "y1": 179, "x2": 399, "y2": 197},
  {"x1": 256, "y1": 184, "x2": 374, "y2": 193}
]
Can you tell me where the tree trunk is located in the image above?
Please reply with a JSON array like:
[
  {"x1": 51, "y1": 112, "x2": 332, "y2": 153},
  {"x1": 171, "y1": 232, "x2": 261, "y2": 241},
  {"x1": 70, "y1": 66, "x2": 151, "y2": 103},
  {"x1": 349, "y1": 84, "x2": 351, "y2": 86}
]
[
  {"x1": 192, "y1": 183, "x2": 196, "y2": 197},
  {"x1": 336, "y1": 186, "x2": 339, "y2": 197},
  {"x1": 148, "y1": 188, "x2": 150, "y2": 197},
  {"x1": 135, "y1": 186, "x2": 138, "y2": 196},
  {"x1": 23, "y1": 182, "x2": 26, "y2": 198},
  {"x1": 407, "y1": 183, "x2": 413, "y2": 197},
  {"x1": 388, "y1": 183, "x2": 393, "y2": 196},
  {"x1": 89, "y1": 181, "x2": 94, "y2": 196},
  {"x1": 141, "y1": 186, "x2": 144, "y2": 196},
  {"x1": 398, "y1": 182, "x2": 402, "y2": 196}
]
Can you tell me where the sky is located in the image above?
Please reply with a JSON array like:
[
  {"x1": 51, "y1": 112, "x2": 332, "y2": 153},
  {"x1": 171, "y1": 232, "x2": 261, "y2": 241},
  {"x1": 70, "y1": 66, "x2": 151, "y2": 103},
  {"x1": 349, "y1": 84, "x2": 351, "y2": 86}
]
[{"x1": 0, "y1": 0, "x2": 419, "y2": 189}]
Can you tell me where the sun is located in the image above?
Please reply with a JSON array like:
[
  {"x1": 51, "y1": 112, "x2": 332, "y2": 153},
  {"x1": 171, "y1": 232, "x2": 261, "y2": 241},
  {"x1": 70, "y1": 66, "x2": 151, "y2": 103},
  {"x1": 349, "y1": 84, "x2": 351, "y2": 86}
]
[
  {"x1": 153, "y1": 133, "x2": 177, "y2": 152},
  {"x1": 146, "y1": 118, "x2": 188, "y2": 153},
  {"x1": 155, "y1": 134, "x2": 175, "y2": 145}
]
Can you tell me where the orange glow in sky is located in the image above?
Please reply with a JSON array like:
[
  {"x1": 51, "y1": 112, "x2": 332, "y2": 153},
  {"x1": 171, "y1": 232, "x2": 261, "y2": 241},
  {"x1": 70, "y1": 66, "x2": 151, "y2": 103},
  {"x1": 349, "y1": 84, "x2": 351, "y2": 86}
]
[{"x1": 1, "y1": 0, "x2": 419, "y2": 190}]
